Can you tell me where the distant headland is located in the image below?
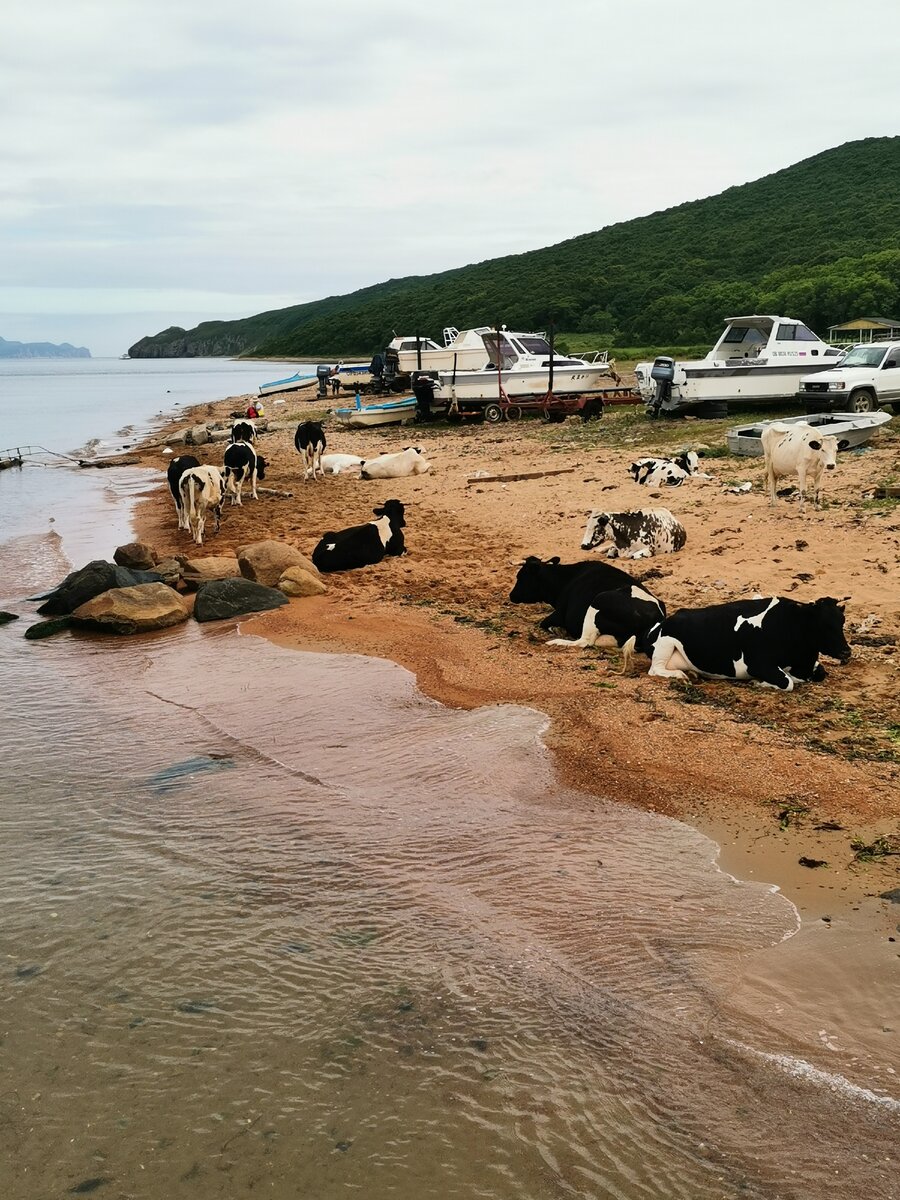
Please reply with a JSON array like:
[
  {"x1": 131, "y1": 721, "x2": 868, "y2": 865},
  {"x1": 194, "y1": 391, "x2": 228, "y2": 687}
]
[{"x1": 0, "y1": 336, "x2": 91, "y2": 359}]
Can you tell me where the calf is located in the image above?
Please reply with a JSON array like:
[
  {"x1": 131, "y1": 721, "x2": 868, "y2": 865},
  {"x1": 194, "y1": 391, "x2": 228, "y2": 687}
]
[
  {"x1": 295, "y1": 421, "x2": 326, "y2": 482},
  {"x1": 581, "y1": 508, "x2": 686, "y2": 558},
  {"x1": 222, "y1": 442, "x2": 266, "y2": 506},
  {"x1": 646, "y1": 595, "x2": 851, "y2": 691},
  {"x1": 166, "y1": 454, "x2": 200, "y2": 530},
  {"x1": 230, "y1": 419, "x2": 257, "y2": 444},
  {"x1": 547, "y1": 584, "x2": 665, "y2": 659},
  {"x1": 179, "y1": 465, "x2": 226, "y2": 546},
  {"x1": 360, "y1": 446, "x2": 431, "y2": 480},
  {"x1": 509, "y1": 555, "x2": 637, "y2": 637},
  {"x1": 629, "y1": 451, "x2": 708, "y2": 487},
  {"x1": 312, "y1": 500, "x2": 406, "y2": 572},
  {"x1": 761, "y1": 422, "x2": 838, "y2": 511},
  {"x1": 320, "y1": 453, "x2": 365, "y2": 476}
]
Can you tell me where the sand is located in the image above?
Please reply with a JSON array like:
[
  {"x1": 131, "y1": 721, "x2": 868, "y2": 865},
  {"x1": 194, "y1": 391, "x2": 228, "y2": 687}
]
[{"x1": 128, "y1": 385, "x2": 900, "y2": 916}]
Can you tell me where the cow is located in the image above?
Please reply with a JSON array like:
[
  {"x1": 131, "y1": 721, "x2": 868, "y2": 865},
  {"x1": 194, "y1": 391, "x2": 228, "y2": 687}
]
[
  {"x1": 761, "y1": 422, "x2": 839, "y2": 511},
  {"x1": 222, "y1": 442, "x2": 266, "y2": 506},
  {"x1": 166, "y1": 454, "x2": 200, "y2": 530},
  {"x1": 645, "y1": 595, "x2": 851, "y2": 691},
  {"x1": 509, "y1": 556, "x2": 638, "y2": 636},
  {"x1": 230, "y1": 419, "x2": 257, "y2": 444},
  {"x1": 629, "y1": 451, "x2": 709, "y2": 487},
  {"x1": 312, "y1": 500, "x2": 406, "y2": 573},
  {"x1": 581, "y1": 508, "x2": 686, "y2": 558},
  {"x1": 360, "y1": 447, "x2": 431, "y2": 480},
  {"x1": 179, "y1": 465, "x2": 226, "y2": 546},
  {"x1": 295, "y1": 421, "x2": 326, "y2": 482},
  {"x1": 320, "y1": 453, "x2": 365, "y2": 476},
  {"x1": 547, "y1": 584, "x2": 665, "y2": 660}
]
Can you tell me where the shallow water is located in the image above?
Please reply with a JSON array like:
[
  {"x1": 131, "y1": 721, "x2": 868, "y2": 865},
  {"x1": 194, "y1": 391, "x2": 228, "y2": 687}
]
[{"x1": 1, "y1": 373, "x2": 898, "y2": 1199}]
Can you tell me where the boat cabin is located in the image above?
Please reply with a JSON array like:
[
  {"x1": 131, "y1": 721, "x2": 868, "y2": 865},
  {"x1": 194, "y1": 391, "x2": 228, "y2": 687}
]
[
  {"x1": 481, "y1": 330, "x2": 584, "y2": 370},
  {"x1": 707, "y1": 315, "x2": 842, "y2": 366}
]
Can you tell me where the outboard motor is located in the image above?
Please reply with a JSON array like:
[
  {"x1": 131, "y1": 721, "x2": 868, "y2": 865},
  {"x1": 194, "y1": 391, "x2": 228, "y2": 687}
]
[
  {"x1": 316, "y1": 364, "x2": 332, "y2": 398},
  {"x1": 412, "y1": 373, "x2": 438, "y2": 422},
  {"x1": 648, "y1": 355, "x2": 675, "y2": 419}
]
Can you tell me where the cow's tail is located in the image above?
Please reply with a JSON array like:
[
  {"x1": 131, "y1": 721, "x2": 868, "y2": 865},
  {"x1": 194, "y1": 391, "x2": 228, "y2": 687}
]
[
  {"x1": 185, "y1": 475, "x2": 198, "y2": 525},
  {"x1": 620, "y1": 635, "x2": 637, "y2": 675}
]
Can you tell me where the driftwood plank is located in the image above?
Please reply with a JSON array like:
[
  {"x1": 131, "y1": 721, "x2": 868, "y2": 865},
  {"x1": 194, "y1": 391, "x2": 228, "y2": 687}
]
[
  {"x1": 257, "y1": 486, "x2": 295, "y2": 498},
  {"x1": 466, "y1": 467, "x2": 576, "y2": 485}
]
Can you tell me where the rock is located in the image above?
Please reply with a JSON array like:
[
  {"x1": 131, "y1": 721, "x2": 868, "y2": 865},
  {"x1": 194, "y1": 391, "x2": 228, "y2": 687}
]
[
  {"x1": 113, "y1": 541, "x2": 158, "y2": 570},
  {"x1": 37, "y1": 561, "x2": 164, "y2": 616},
  {"x1": 0, "y1": 611, "x2": 19, "y2": 625},
  {"x1": 278, "y1": 567, "x2": 327, "y2": 597},
  {"x1": 193, "y1": 578, "x2": 289, "y2": 623},
  {"x1": 180, "y1": 555, "x2": 242, "y2": 590},
  {"x1": 165, "y1": 431, "x2": 186, "y2": 445},
  {"x1": 186, "y1": 425, "x2": 210, "y2": 446},
  {"x1": 153, "y1": 557, "x2": 183, "y2": 587},
  {"x1": 25, "y1": 616, "x2": 73, "y2": 640},
  {"x1": 880, "y1": 888, "x2": 900, "y2": 904},
  {"x1": 71, "y1": 584, "x2": 189, "y2": 635},
  {"x1": 237, "y1": 540, "x2": 319, "y2": 588},
  {"x1": 208, "y1": 428, "x2": 231, "y2": 442}
]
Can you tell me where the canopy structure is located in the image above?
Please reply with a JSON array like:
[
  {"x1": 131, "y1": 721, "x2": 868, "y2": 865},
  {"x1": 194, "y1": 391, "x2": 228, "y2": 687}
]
[{"x1": 828, "y1": 316, "x2": 900, "y2": 344}]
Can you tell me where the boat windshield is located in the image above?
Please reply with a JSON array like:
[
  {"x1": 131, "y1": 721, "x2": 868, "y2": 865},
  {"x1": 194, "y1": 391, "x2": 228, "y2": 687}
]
[
  {"x1": 721, "y1": 325, "x2": 768, "y2": 347},
  {"x1": 514, "y1": 335, "x2": 552, "y2": 355},
  {"x1": 483, "y1": 333, "x2": 519, "y2": 369},
  {"x1": 840, "y1": 346, "x2": 888, "y2": 368}
]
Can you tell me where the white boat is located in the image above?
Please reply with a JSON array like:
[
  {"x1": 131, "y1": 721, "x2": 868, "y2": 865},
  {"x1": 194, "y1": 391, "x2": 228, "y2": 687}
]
[
  {"x1": 726, "y1": 410, "x2": 892, "y2": 457},
  {"x1": 437, "y1": 329, "x2": 613, "y2": 401},
  {"x1": 636, "y1": 316, "x2": 846, "y2": 416},
  {"x1": 385, "y1": 327, "x2": 492, "y2": 376},
  {"x1": 258, "y1": 370, "x2": 317, "y2": 398},
  {"x1": 332, "y1": 396, "x2": 418, "y2": 429}
]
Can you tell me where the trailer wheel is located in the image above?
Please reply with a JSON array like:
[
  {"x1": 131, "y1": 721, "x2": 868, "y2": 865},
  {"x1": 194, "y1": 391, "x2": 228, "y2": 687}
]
[
  {"x1": 446, "y1": 411, "x2": 462, "y2": 425},
  {"x1": 542, "y1": 410, "x2": 565, "y2": 423},
  {"x1": 484, "y1": 403, "x2": 504, "y2": 424},
  {"x1": 505, "y1": 405, "x2": 523, "y2": 421}
]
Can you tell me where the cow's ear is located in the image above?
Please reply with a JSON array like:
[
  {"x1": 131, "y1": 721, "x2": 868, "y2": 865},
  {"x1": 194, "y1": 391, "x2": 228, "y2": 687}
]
[
  {"x1": 808, "y1": 439, "x2": 822, "y2": 450},
  {"x1": 373, "y1": 506, "x2": 384, "y2": 516},
  {"x1": 696, "y1": 450, "x2": 705, "y2": 458},
  {"x1": 549, "y1": 556, "x2": 560, "y2": 565}
]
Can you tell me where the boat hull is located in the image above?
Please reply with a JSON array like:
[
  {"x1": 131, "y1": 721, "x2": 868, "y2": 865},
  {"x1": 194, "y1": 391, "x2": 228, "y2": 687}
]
[
  {"x1": 438, "y1": 364, "x2": 610, "y2": 401},
  {"x1": 727, "y1": 411, "x2": 892, "y2": 456},
  {"x1": 258, "y1": 372, "x2": 317, "y2": 397},
  {"x1": 333, "y1": 400, "x2": 418, "y2": 429}
]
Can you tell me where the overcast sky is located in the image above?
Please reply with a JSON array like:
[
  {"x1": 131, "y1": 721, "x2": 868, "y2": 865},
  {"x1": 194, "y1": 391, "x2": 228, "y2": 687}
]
[{"x1": 3, "y1": 0, "x2": 899, "y2": 356}]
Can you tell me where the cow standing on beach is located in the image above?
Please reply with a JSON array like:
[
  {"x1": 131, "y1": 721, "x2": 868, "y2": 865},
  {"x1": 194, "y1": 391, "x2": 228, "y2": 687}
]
[
  {"x1": 761, "y1": 423, "x2": 838, "y2": 511},
  {"x1": 179, "y1": 465, "x2": 226, "y2": 545},
  {"x1": 222, "y1": 442, "x2": 266, "y2": 505},
  {"x1": 230, "y1": 419, "x2": 257, "y2": 444},
  {"x1": 295, "y1": 421, "x2": 326, "y2": 482},
  {"x1": 167, "y1": 455, "x2": 200, "y2": 530}
]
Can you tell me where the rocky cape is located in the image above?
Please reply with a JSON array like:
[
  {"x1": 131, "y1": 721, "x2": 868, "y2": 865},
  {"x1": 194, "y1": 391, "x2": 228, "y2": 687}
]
[{"x1": 0, "y1": 335, "x2": 90, "y2": 359}]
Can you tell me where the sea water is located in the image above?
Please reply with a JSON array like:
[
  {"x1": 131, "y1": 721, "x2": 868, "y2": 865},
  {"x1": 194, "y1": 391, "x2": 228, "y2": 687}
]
[{"x1": 0, "y1": 361, "x2": 897, "y2": 1200}]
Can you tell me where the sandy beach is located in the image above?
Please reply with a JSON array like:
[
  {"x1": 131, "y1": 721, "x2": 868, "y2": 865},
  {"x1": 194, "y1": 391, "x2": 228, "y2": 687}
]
[{"x1": 130, "y1": 385, "x2": 900, "y2": 918}]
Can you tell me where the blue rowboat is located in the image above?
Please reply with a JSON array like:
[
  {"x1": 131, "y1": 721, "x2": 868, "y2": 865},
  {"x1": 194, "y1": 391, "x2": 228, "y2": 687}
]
[
  {"x1": 333, "y1": 396, "x2": 418, "y2": 428},
  {"x1": 258, "y1": 371, "x2": 317, "y2": 398}
]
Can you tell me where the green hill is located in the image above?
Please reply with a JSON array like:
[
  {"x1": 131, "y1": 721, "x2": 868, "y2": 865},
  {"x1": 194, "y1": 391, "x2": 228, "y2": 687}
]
[{"x1": 128, "y1": 137, "x2": 900, "y2": 359}]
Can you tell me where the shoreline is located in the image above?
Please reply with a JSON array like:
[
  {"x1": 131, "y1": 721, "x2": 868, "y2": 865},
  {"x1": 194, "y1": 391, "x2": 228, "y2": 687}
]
[{"x1": 127, "y1": 386, "x2": 900, "y2": 922}]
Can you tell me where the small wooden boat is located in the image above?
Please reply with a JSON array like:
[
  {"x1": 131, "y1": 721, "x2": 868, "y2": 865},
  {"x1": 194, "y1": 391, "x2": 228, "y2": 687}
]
[
  {"x1": 727, "y1": 410, "x2": 892, "y2": 457},
  {"x1": 332, "y1": 396, "x2": 418, "y2": 429},
  {"x1": 258, "y1": 370, "x2": 317, "y2": 398}
]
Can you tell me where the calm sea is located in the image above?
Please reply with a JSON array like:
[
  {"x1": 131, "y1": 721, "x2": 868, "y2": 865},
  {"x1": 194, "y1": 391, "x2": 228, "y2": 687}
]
[{"x1": 0, "y1": 360, "x2": 897, "y2": 1200}]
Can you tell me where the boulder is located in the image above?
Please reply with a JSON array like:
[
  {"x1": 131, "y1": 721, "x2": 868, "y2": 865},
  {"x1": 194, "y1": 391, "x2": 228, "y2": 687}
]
[
  {"x1": 278, "y1": 567, "x2": 327, "y2": 597},
  {"x1": 193, "y1": 578, "x2": 289, "y2": 623},
  {"x1": 114, "y1": 541, "x2": 158, "y2": 570},
  {"x1": 237, "y1": 540, "x2": 319, "y2": 588},
  {"x1": 186, "y1": 425, "x2": 210, "y2": 446},
  {"x1": 37, "y1": 561, "x2": 164, "y2": 616},
  {"x1": 0, "y1": 611, "x2": 19, "y2": 626},
  {"x1": 71, "y1": 583, "x2": 189, "y2": 635},
  {"x1": 208, "y1": 428, "x2": 231, "y2": 442},
  {"x1": 153, "y1": 557, "x2": 183, "y2": 587},
  {"x1": 181, "y1": 555, "x2": 242, "y2": 590},
  {"x1": 24, "y1": 616, "x2": 73, "y2": 640}
]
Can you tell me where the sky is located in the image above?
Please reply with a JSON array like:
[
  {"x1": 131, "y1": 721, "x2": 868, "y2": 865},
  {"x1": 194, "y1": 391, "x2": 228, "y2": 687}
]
[{"x1": 3, "y1": 0, "x2": 899, "y2": 357}]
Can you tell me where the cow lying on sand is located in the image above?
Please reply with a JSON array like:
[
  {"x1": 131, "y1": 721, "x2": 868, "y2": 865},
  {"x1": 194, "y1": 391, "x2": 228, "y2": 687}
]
[
  {"x1": 179, "y1": 465, "x2": 226, "y2": 546},
  {"x1": 629, "y1": 451, "x2": 709, "y2": 487},
  {"x1": 581, "y1": 509, "x2": 686, "y2": 558},
  {"x1": 761, "y1": 422, "x2": 838, "y2": 511},
  {"x1": 645, "y1": 595, "x2": 851, "y2": 690},
  {"x1": 360, "y1": 447, "x2": 431, "y2": 480},
  {"x1": 320, "y1": 453, "x2": 365, "y2": 476},
  {"x1": 547, "y1": 584, "x2": 665, "y2": 660},
  {"x1": 509, "y1": 555, "x2": 636, "y2": 637},
  {"x1": 312, "y1": 500, "x2": 406, "y2": 572}
]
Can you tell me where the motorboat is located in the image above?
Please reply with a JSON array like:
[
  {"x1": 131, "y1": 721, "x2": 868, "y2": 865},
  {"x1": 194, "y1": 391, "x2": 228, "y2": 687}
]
[
  {"x1": 726, "y1": 410, "x2": 892, "y2": 457},
  {"x1": 385, "y1": 327, "x2": 492, "y2": 376},
  {"x1": 436, "y1": 329, "x2": 613, "y2": 401},
  {"x1": 332, "y1": 395, "x2": 418, "y2": 429},
  {"x1": 636, "y1": 316, "x2": 845, "y2": 417},
  {"x1": 258, "y1": 369, "x2": 317, "y2": 398}
]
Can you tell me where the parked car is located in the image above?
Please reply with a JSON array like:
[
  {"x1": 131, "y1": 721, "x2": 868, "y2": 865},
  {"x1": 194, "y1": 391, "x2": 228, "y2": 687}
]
[{"x1": 797, "y1": 342, "x2": 900, "y2": 414}]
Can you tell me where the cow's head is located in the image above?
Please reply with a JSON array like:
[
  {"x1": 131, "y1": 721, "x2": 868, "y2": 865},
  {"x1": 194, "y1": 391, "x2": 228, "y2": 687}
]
[
  {"x1": 812, "y1": 596, "x2": 851, "y2": 662},
  {"x1": 809, "y1": 436, "x2": 839, "y2": 471},
  {"x1": 627, "y1": 462, "x2": 641, "y2": 482},
  {"x1": 402, "y1": 446, "x2": 424, "y2": 455},
  {"x1": 581, "y1": 511, "x2": 610, "y2": 551},
  {"x1": 374, "y1": 499, "x2": 405, "y2": 528},
  {"x1": 256, "y1": 454, "x2": 267, "y2": 481},
  {"x1": 675, "y1": 451, "x2": 700, "y2": 474},
  {"x1": 508, "y1": 555, "x2": 560, "y2": 603}
]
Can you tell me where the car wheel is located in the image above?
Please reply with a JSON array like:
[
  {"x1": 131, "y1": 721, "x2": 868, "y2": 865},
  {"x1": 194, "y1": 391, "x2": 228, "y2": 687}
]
[
  {"x1": 848, "y1": 389, "x2": 877, "y2": 414},
  {"x1": 484, "y1": 403, "x2": 504, "y2": 424}
]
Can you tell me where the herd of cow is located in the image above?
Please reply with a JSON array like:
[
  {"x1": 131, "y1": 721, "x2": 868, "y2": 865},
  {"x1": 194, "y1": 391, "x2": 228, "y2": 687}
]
[{"x1": 163, "y1": 416, "x2": 852, "y2": 690}]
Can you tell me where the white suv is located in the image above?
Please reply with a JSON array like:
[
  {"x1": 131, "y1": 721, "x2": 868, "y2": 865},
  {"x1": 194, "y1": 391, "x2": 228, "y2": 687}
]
[{"x1": 798, "y1": 342, "x2": 900, "y2": 414}]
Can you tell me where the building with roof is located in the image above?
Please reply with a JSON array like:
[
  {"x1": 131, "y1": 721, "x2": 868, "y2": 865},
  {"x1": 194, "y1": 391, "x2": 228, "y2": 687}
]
[{"x1": 827, "y1": 316, "x2": 900, "y2": 344}]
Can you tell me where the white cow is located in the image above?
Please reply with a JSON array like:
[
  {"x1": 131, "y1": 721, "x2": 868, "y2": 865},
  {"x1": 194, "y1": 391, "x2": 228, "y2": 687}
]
[
  {"x1": 179, "y1": 465, "x2": 225, "y2": 545},
  {"x1": 761, "y1": 422, "x2": 838, "y2": 511},
  {"x1": 360, "y1": 447, "x2": 432, "y2": 480},
  {"x1": 320, "y1": 453, "x2": 365, "y2": 476},
  {"x1": 581, "y1": 508, "x2": 687, "y2": 559}
]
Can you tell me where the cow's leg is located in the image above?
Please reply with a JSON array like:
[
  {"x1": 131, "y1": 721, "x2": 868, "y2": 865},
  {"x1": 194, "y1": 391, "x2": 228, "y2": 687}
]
[
  {"x1": 548, "y1": 607, "x2": 601, "y2": 648},
  {"x1": 539, "y1": 609, "x2": 564, "y2": 632},
  {"x1": 250, "y1": 468, "x2": 258, "y2": 500},
  {"x1": 795, "y1": 463, "x2": 808, "y2": 512},
  {"x1": 194, "y1": 512, "x2": 204, "y2": 545},
  {"x1": 812, "y1": 467, "x2": 824, "y2": 510},
  {"x1": 746, "y1": 654, "x2": 794, "y2": 690},
  {"x1": 765, "y1": 461, "x2": 777, "y2": 506},
  {"x1": 648, "y1": 636, "x2": 692, "y2": 680}
]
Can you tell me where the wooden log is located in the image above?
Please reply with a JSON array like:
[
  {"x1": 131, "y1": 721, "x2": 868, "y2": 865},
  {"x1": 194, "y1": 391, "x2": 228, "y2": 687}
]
[
  {"x1": 257, "y1": 486, "x2": 295, "y2": 498},
  {"x1": 466, "y1": 467, "x2": 576, "y2": 485}
]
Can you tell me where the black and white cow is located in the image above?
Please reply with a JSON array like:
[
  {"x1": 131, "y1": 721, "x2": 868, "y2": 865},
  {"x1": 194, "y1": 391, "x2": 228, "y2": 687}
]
[
  {"x1": 629, "y1": 451, "x2": 709, "y2": 487},
  {"x1": 547, "y1": 584, "x2": 665, "y2": 656},
  {"x1": 230, "y1": 419, "x2": 257, "y2": 444},
  {"x1": 581, "y1": 508, "x2": 687, "y2": 559},
  {"x1": 312, "y1": 499, "x2": 406, "y2": 572},
  {"x1": 166, "y1": 454, "x2": 201, "y2": 530},
  {"x1": 295, "y1": 421, "x2": 326, "y2": 482},
  {"x1": 222, "y1": 442, "x2": 267, "y2": 506},
  {"x1": 509, "y1": 556, "x2": 637, "y2": 637},
  {"x1": 179, "y1": 465, "x2": 226, "y2": 546},
  {"x1": 645, "y1": 595, "x2": 851, "y2": 691}
]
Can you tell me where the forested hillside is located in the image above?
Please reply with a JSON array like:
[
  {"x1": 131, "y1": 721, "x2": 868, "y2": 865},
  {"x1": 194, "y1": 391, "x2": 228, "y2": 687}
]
[{"x1": 129, "y1": 137, "x2": 900, "y2": 358}]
